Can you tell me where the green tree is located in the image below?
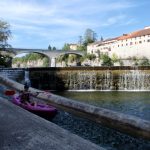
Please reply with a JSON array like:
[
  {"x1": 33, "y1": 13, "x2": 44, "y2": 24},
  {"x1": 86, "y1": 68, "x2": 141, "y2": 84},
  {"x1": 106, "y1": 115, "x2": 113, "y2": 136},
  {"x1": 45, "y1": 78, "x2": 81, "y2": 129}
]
[
  {"x1": 0, "y1": 20, "x2": 11, "y2": 49},
  {"x1": 52, "y1": 47, "x2": 56, "y2": 50},
  {"x1": 77, "y1": 45, "x2": 86, "y2": 51},
  {"x1": 111, "y1": 53, "x2": 119, "y2": 63},
  {"x1": 78, "y1": 36, "x2": 83, "y2": 45},
  {"x1": 100, "y1": 53, "x2": 113, "y2": 66},
  {"x1": 84, "y1": 28, "x2": 97, "y2": 45},
  {"x1": 78, "y1": 28, "x2": 97, "y2": 52},
  {"x1": 86, "y1": 53, "x2": 96, "y2": 61},
  {"x1": 43, "y1": 57, "x2": 49, "y2": 67},
  {"x1": 48, "y1": 45, "x2": 52, "y2": 50},
  {"x1": 139, "y1": 57, "x2": 150, "y2": 66},
  {"x1": 100, "y1": 36, "x2": 104, "y2": 41},
  {"x1": 68, "y1": 54, "x2": 78, "y2": 63},
  {"x1": 62, "y1": 43, "x2": 70, "y2": 51},
  {"x1": 0, "y1": 55, "x2": 12, "y2": 67},
  {"x1": 57, "y1": 54, "x2": 69, "y2": 66},
  {"x1": 0, "y1": 20, "x2": 12, "y2": 67},
  {"x1": 132, "y1": 56, "x2": 139, "y2": 66}
]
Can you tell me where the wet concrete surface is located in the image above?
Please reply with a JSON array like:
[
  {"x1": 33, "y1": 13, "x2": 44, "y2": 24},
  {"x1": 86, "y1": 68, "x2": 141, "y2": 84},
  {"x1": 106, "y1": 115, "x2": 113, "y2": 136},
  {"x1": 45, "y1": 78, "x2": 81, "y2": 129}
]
[{"x1": 0, "y1": 97, "x2": 105, "y2": 150}]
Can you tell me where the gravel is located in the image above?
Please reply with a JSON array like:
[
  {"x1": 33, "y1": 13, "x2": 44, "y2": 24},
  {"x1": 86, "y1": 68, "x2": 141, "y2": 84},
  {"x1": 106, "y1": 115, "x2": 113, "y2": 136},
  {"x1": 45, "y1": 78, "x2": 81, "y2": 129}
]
[{"x1": 52, "y1": 110, "x2": 150, "y2": 150}]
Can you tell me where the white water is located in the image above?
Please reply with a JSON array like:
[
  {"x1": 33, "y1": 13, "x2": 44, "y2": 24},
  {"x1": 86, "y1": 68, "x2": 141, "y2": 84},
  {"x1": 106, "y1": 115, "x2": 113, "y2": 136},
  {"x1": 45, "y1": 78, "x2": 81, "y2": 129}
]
[
  {"x1": 68, "y1": 69, "x2": 150, "y2": 91},
  {"x1": 119, "y1": 70, "x2": 150, "y2": 90},
  {"x1": 24, "y1": 70, "x2": 31, "y2": 87}
]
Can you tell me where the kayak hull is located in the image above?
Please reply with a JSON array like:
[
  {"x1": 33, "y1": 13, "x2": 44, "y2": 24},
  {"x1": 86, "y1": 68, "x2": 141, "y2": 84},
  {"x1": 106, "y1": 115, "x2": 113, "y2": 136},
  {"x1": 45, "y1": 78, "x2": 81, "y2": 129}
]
[{"x1": 12, "y1": 95, "x2": 57, "y2": 120}]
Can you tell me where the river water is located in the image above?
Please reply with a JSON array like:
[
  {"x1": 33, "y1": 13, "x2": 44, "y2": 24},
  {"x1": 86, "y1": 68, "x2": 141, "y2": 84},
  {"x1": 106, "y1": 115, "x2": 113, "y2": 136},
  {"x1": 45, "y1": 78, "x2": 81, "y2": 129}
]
[
  {"x1": 52, "y1": 91, "x2": 150, "y2": 121},
  {"x1": 51, "y1": 91, "x2": 150, "y2": 150},
  {"x1": 0, "y1": 83, "x2": 149, "y2": 150}
]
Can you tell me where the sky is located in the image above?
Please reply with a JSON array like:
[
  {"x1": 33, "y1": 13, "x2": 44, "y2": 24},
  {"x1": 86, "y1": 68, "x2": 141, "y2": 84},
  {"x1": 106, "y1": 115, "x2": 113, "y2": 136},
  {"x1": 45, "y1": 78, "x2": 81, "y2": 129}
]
[{"x1": 0, "y1": 0, "x2": 150, "y2": 49}]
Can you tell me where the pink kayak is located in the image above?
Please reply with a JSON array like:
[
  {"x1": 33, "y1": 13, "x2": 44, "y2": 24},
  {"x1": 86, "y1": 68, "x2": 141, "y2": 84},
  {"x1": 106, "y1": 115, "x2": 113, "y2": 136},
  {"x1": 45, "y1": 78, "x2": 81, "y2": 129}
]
[{"x1": 12, "y1": 95, "x2": 57, "y2": 120}]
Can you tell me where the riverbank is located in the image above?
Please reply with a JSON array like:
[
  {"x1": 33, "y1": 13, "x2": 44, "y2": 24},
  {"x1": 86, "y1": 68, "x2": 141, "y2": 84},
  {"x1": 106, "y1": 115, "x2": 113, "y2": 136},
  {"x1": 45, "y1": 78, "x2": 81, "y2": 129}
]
[{"x1": 0, "y1": 97, "x2": 104, "y2": 150}]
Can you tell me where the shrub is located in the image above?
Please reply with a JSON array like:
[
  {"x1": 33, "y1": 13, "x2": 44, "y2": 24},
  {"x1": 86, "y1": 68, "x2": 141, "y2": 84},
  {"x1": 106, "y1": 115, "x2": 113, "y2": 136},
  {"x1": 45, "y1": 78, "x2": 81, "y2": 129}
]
[
  {"x1": 139, "y1": 57, "x2": 150, "y2": 66},
  {"x1": 100, "y1": 53, "x2": 113, "y2": 66}
]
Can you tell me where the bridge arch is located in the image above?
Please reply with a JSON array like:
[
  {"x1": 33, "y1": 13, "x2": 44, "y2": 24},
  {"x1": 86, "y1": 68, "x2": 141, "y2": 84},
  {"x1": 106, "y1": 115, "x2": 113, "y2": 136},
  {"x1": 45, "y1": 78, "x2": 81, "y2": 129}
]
[
  {"x1": 55, "y1": 52, "x2": 83, "y2": 67},
  {"x1": 4, "y1": 48, "x2": 85, "y2": 67},
  {"x1": 12, "y1": 52, "x2": 50, "y2": 67},
  {"x1": 56, "y1": 52, "x2": 83, "y2": 58}
]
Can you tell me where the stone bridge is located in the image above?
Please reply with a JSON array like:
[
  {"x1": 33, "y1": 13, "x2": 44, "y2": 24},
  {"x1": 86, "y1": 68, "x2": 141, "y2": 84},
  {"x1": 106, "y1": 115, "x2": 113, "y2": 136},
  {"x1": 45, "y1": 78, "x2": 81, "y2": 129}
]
[{"x1": 2, "y1": 48, "x2": 85, "y2": 67}]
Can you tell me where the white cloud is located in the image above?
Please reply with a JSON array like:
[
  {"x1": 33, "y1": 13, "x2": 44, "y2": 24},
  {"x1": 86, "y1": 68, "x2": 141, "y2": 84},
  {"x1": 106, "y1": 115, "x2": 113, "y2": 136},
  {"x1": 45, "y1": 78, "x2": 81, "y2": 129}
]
[
  {"x1": 0, "y1": 0, "x2": 138, "y2": 48},
  {"x1": 0, "y1": 0, "x2": 135, "y2": 26},
  {"x1": 101, "y1": 14, "x2": 127, "y2": 26}
]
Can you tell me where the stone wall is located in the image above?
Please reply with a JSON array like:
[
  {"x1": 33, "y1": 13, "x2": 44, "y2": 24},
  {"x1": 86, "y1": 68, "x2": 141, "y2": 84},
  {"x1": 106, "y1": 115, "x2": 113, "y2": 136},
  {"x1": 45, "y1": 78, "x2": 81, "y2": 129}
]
[{"x1": 0, "y1": 68, "x2": 25, "y2": 82}]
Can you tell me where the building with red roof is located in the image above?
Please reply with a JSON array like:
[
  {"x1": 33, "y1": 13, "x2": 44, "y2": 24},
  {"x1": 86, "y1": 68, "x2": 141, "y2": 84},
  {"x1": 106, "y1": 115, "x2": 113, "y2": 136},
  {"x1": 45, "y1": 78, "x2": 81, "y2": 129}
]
[{"x1": 87, "y1": 26, "x2": 150, "y2": 65}]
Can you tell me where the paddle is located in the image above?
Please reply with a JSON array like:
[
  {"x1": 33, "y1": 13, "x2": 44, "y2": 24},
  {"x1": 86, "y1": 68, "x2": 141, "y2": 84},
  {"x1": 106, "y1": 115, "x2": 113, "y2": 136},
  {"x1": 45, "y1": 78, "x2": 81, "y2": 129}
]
[
  {"x1": 4, "y1": 90, "x2": 16, "y2": 96},
  {"x1": 4, "y1": 89, "x2": 51, "y2": 97}
]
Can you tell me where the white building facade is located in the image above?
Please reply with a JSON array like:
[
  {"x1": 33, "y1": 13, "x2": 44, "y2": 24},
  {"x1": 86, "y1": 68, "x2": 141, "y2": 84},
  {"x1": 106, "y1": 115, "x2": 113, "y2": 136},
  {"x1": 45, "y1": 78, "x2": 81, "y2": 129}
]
[
  {"x1": 87, "y1": 27, "x2": 150, "y2": 59},
  {"x1": 69, "y1": 44, "x2": 78, "y2": 50}
]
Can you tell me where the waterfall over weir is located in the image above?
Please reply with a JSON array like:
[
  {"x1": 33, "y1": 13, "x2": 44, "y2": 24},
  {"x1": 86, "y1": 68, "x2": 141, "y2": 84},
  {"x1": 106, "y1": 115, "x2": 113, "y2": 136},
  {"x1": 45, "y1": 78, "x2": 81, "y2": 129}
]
[
  {"x1": 24, "y1": 70, "x2": 31, "y2": 86},
  {"x1": 1, "y1": 67, "x2": 150, "y2": 91},
  {"x1": 119, "y1": 70, "x2": 149, "y2": 91},
  {"x1": 66, "y1": 70, "x2": 150, "y2": 91},
  {"x1": 27, "y1": 67, "x2": 150, "y2": 91}
]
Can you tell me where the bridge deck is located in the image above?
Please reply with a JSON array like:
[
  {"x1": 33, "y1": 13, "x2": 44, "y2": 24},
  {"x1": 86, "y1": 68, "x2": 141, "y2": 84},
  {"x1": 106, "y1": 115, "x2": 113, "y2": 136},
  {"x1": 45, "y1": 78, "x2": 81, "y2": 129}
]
[{"x1": 0, "y1": 97, "x2": 104, "y2": 150}]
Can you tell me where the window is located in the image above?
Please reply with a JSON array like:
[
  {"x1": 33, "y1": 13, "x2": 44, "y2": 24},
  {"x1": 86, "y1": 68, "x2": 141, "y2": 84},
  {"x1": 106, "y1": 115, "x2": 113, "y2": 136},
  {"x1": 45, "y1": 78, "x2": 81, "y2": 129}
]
[
  {"x1": 130, "y1": 42, "x2": 133, "y2": 45},
  {"x1": 139, "y1": 41, "x2": 142, "y2": 44},
  {"x1": 147, "y1": 39, "x2": 150, "y2": 42}
]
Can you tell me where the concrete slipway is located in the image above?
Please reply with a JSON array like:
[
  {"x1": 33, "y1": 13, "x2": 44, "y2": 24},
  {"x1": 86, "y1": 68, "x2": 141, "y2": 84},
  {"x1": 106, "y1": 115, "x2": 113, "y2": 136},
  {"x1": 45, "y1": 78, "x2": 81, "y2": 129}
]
[{"x1": 0, "y1": 97, "x2": 105, "y2": 150}]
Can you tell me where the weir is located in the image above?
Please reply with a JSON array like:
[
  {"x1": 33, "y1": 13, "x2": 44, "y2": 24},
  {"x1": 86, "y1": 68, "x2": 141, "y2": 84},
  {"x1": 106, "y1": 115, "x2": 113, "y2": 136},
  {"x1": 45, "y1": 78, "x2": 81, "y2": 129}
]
[
  {"x1": 26, "y1": 66, "x2": 150, "y2": 91},
  {"x1": 1, "y1": 67, "x2": 150, "y2": 91}
]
